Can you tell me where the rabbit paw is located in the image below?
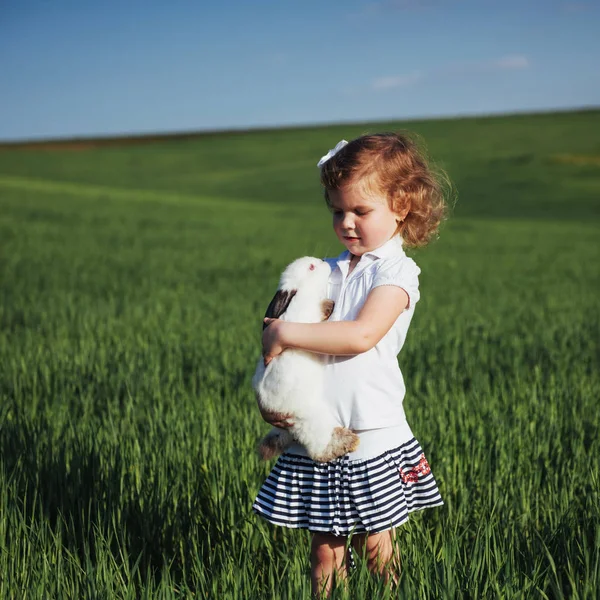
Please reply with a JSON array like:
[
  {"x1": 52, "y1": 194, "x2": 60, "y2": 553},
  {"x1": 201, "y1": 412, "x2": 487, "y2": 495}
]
[
  {"x1": 258, "y1": 430, "x2": 290, "y2": 460},
  {"x1": 312, "y1": 427, "x2": 360, "y2": 462},
  {"x1": 321, "y1": 299, "x2": 335, "y2": 320}
]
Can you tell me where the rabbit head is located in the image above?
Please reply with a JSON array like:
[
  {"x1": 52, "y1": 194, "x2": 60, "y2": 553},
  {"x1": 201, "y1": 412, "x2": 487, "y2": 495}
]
[
  {"x1": 263, "y1": 257, "x2": 331, "y2": 326},
  {"x1": 279, "y1": 257, "x2": 331, "y2": 292}
]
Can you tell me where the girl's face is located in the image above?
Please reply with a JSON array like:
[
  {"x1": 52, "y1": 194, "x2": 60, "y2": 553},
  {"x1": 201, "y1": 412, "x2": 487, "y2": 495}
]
[{"x1": 329, "y1": 184, "x2": 401, "y2": 256}]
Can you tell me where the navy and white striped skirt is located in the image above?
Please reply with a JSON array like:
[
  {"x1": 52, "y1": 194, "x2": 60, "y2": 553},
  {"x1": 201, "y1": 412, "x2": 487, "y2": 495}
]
[{"x1": 253, "y1": 437, "x2": 443, "y2": 536}]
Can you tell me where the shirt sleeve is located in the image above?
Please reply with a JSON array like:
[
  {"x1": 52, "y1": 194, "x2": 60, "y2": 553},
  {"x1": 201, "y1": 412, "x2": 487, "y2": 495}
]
[{"x1": 372, "y1": 256, "x2": 421, "y2": 309}]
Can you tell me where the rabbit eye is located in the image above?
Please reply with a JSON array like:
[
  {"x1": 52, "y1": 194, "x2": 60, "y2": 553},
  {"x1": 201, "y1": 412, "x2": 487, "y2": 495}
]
[{"x1": 309, "y1": 264, "x2": 315, "y2": 271}]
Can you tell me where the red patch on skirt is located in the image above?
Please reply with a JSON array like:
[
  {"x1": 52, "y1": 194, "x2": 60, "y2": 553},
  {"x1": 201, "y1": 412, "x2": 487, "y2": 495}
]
[{"x1": 399, "y1": 454, "x2": 431, "y2": 484}]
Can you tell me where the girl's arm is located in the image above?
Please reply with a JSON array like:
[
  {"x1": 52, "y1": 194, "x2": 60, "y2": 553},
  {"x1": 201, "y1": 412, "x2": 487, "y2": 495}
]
[{"x1": 262, "y1": 285, "x2": 409, "y2": 363}]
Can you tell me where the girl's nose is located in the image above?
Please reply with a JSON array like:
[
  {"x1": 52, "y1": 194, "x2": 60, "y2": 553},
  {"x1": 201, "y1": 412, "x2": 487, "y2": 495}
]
[{"x1": 341, "y1": 213, "x2": 355, "y2": 229}]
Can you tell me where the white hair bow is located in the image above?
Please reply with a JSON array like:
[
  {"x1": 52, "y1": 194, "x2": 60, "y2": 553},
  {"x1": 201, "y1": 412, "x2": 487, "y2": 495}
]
[{"x1": 317, "y1": 139, "x2": 349, "y2": 169}]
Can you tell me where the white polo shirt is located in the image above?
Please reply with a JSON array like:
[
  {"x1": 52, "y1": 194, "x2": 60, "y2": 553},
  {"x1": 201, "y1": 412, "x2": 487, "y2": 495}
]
[{"x1": 323, "y1": 235, "x2": 420, "y2": 432}]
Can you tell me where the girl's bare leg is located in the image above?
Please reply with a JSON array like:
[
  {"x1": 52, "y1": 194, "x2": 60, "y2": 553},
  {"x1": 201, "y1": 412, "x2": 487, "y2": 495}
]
[
  {"x1": 311, "y1": 533, "x2": 349, "y2": 598},
  {"x1": 352, "y1": 529, "x2": 401, "y2": 586}
]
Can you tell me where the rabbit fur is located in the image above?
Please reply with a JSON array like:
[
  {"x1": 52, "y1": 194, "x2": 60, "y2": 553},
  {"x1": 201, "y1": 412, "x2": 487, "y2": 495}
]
[{"x1": 252, "y1": 256, "x2": 359, "y2": 462}]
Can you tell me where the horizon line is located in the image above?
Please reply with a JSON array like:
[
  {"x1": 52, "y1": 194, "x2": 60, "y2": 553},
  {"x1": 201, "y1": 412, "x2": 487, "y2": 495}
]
[{"x1": 1, "y1": 104, "x2": 598, "y2": 148}]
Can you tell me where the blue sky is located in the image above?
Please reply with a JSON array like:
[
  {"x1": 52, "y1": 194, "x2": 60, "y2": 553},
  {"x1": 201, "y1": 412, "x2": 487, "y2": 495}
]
[{"x1": 1, "y1": 0, "x2": 599, "y2": 141}]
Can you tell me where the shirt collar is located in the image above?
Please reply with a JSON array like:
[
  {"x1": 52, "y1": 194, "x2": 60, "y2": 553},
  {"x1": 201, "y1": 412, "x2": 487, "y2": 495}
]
[
  {"x1": 336, "y1": 235, "x2": 405, "y2": 263},
  {"x1": 364, "y1": 235, "x2": 405, "y2": 259}
]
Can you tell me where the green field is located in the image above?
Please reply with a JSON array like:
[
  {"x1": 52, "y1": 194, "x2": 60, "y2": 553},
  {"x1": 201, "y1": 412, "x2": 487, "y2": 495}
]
[{"x1": 1, "y1": 110, "x2": 599, "y2": 599}]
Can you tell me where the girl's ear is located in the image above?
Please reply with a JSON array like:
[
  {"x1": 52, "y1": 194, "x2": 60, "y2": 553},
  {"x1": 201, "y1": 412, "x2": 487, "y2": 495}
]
[{"x1": 396, "y1": 203, "x2": 411, "y2": 222}]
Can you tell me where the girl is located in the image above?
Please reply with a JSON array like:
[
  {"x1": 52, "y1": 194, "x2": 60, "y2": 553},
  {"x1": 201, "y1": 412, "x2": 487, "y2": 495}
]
[{"x1": 253, "y1": 133, "x2": 447, "y2": 597}]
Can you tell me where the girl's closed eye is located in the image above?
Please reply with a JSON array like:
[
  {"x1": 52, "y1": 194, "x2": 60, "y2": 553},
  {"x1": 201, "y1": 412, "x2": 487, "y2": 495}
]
[{"x1": 331, "y1": 209, "x2": 369, "y2": 216}]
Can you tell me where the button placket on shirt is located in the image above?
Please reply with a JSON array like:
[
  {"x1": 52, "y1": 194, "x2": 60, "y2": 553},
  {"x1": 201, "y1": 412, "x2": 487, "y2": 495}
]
[{"x1": 334, "y1": 254, "x2": 375, "y2": 320}]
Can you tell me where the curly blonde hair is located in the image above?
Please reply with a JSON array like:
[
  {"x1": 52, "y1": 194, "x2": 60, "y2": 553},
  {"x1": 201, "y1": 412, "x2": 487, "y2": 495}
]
[{"x1": 319, "y1": 132, "x2": 450, "y2": 247}]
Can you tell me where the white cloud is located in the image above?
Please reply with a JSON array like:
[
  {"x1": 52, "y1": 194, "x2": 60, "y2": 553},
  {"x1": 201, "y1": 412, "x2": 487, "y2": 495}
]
[
  {"x1": 372, "y1": 72, "x2": 423, "y2": 90},
  {"x1": 269, "y1": 53, "x2": 287, "y2": 67},
  {"x1": 347, "y1": 0, "x2": 438, "y2": 21},
  {"x1": 363, "y1": 0, "x2": 440, "y2": 13},
  {"x1": 494, "y1": 55, "x2": 530, "y2": 70},
  {"x1": 370, "y1": 54, "x2": 530, "y2": 92},
  {"x1": 562, "y1": 2, "x2": 593, "y2": 12}
]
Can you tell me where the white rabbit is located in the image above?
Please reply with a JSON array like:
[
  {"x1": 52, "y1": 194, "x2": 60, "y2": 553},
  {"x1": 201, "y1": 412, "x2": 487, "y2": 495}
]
[{"x1": 252, "y1": 256, "x2": 359, "y2": 462}]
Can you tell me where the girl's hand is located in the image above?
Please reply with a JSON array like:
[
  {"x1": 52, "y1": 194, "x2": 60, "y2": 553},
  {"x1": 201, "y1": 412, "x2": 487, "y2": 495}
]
[
  {"x1": 259, "y1": 407, "x2": 295, "y2": 429},
  {"x1": 262, "y1": 318, "x2": 286, "y2": 366}
]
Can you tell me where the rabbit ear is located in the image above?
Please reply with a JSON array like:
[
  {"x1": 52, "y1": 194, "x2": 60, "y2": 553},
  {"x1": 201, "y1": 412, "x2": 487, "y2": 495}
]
[{"x1": 263, "y1": 289, "x2": 297, "y2": 329}]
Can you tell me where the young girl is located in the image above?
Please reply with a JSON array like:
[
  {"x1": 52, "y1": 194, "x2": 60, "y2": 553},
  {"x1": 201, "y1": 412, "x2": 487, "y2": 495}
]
[{"x1": 253, "y1": 133, "x2": 447, "y2": 597}]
